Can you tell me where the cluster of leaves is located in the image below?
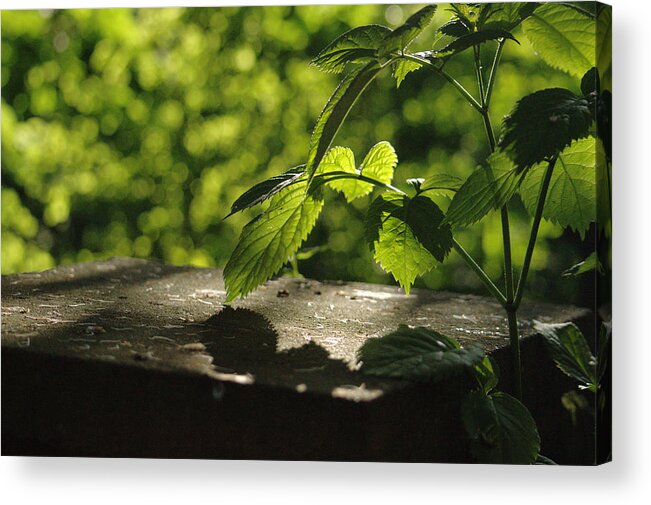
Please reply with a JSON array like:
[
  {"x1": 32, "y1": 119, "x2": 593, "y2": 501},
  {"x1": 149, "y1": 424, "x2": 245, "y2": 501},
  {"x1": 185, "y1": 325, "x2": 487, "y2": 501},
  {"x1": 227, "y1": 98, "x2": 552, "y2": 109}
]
[
  {"x1": 358, "y1": 325, "x2": 540, "y2": 464},
  {"x1": 225, "y1": 2, "x2": 607, "y2": 301}
]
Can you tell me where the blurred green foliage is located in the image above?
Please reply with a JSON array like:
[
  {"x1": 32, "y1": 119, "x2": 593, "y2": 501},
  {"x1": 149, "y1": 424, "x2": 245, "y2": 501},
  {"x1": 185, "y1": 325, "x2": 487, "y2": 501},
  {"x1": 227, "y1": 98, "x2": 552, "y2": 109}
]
[{"x1": 1, "y1": 4, "x2": 593, "y2": 304}]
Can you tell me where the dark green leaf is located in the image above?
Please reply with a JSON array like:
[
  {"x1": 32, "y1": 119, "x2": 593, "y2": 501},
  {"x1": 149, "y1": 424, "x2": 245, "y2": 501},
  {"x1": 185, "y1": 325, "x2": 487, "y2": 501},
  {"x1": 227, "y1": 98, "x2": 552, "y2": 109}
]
[
  {"x1": 535, "y1": 454, "x2": 559, "y2": 465},
  {"x1": 519, "y1": 137, "x2": 598, "y2": 236},
  {"x1": 597, "y1": 321, "x2": 611, "y2": 382},
  {"x1": 431, "y1": 29, "x2": 518, "y2": 59},
  {"x1": 438, "y1": 18, "x2": 469, "y2": 37},
  {"x1": 379, "y1": 4, "x2": 438, "y2": 57},
  {"x1": 311, "y1": 24, "x2": 391, "y2": 74},
  {"x1": 534, "y1": 321, "x2": 597, "y2": 389},
  {"x1": 580, "y1": 67, "x2": 600, "y2": 96},
  {"x1": 224, "y1": 181, "x2": 323, "y2": 301},
  {"x1": 393, "y1": 58, "x2": 422, "y2": 88},
  {"x1": 366, "y1": 193, "x2": 453, "y2": 293},
  {"x1": 358, "y1": 324, "x2": 485, "y2": 382},
  {"x1": 499, "y1": 88, "x2": 594, "y2": 170},
  {"x1": 445, "y1": 152, "x2": 522, "y2": 227},
  {"x1": 305, "y1": 61, "x2": 382, "y2": 187},
  {"x1": 522, "y1": 2, "x2": 595, "y2": 77},
  {"x1": 226, "y1": 165, "x2": 304, "y2": 218},
  {"x1": 461, "y1": 391, "x2": 541, "y2": 464}
]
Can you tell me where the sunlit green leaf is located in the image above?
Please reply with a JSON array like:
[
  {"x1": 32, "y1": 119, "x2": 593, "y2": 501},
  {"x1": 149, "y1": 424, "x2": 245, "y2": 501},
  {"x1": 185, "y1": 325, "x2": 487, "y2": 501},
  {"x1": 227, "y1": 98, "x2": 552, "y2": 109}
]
[
  {"x1": 306, "y1": 61, "x2": 382, "y2": 187},
  {"x1": 519, "y1": 137, "x2": 598, "y2": 236},
  {"x1": 420, "y1": 173, "x2": 464, "y2": 197},
  {"x1": 379, "y1": 4, "x2": 438, "y2": 57},
  {"x1": 311, "y1": 24, "x2": 391, "y2": 74},
  {"x1": 445, "y1": 152, "x2": 522, "y2": 228},
  {"x1": 226, "y1": 165, "x2": 305, "y2": 217},
  {"x1": 522, "y1": 2, "x2": 595, "y2": 77},
  {"x1": 366, "y1": 192, "x2": 452, "y2": 293},
  {"x1": 224, "y1": 181, "x2": 323, "y2": 301},
  {"x1": 393, "y1": 58, "x2": 422, "y2": 88},
  {"x1": 474, "y1": 356, "x2": 499, "y2": 395},
  {"x1": 358, "y1": 324, "x2": 484, "y2": 382},
  {"x1": 499, "y1": 88, "x2": 594, "y2": 170},
  {"x1": 461, "y1": 390, "x2": 541, "y2": 464},
  {"x1": 320, "y1": 142, "x2": 397, "y2": 202},
  {"x1": 482, "y1": 2, "x2": 538, "y2": 31},
  {"x1": 534, "y1": 320, "x2": 597, "y2": 389},
  {"x1": 596, "y1": 5, "x2": 612, "y2": 91}
]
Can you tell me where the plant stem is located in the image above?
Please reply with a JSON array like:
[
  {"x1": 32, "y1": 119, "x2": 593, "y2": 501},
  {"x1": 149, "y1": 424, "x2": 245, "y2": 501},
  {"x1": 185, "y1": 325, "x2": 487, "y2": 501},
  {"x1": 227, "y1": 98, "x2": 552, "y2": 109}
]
[
  {"x1": 436, "y1": 68, "x2": 484, "y2": 114},
  {"x1": 485, "y1": 39, "x2": 505, "y2": 107},
  {"x1": 475, "y1": 41, "x2": 520, "y2": 399},
  {"x1": 513, "y1": 156, "x2": 557, "y2": 309},
  {"x1": 474, "y1": 43, "x2": 515, "y2": 303},
  {"x1": 453, "y1": 239, "x2": 507, "y2": 306},
  {"x1": 506, "y1": 308, "x2": 522, "y2": 399}
]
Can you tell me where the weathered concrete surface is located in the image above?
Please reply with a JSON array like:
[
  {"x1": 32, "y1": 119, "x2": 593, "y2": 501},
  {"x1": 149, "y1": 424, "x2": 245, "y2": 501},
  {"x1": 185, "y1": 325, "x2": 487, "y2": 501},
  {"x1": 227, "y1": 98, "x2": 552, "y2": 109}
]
[{"x1": 1, "y1": 258, "x2": 595, "y2": 462}]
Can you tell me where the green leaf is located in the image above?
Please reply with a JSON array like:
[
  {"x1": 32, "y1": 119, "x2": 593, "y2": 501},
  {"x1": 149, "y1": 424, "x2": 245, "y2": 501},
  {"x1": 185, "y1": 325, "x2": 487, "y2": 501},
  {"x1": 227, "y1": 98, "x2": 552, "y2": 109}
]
[
  {"x1": 305, "y1": 61, "x2": 382, "y2": 187},
  {"x1": 519, "y1": 137, "x2": 598, "y2": 236},
  {"x1": 226, "y1": 165, "x2": 304, "y2": 218},
  {"x1": 445, "y1": 152, "x2": 522, "y2": 228},
  {"x1": 499, "y1": 88, "x2": 594, "y2": 170},
  {"x1": 562, "y1": 251, "x2": 603, "y2": 277},
  {"x1": 224, "y1": 181, "x2": 323, "y2": 301},
  {"x1": 320, "y1": 142, "x2": 397, "y2": 202},
  {"x1": 438, "y1": 18, "x2": 469, "y2": 37},
  {"x1": 597, "y1": 321, "x2": 611, "y2": 382},
  {"x1": 366, "y1": 192, "x2": 453, "y2": 293},
  {"x1": 535, "y1": 454, "x2": 559, "y2": 465},
  {"x1": 596, "y1": 5, "x2": 612, "y2": 91},
  {"x1": 358, "y1": 324, "x2": 485, "y2": 382},
  {"x1": 419, "y1": 173, "x2": 464, "y2": 197},
  {"x1": 393, "y1": 58, "x2": 422, "y2": 88},
  {"x1": 580, "y1": 66, "x2": 600, "y2": 96},
  {"x1": 461, "y1": 390, "x2": 541, "y2": 464},
  {"x1": 482, "y1": 2, "x2": 538, "y2": 31},
  {"x1": 311, "y1": 24, "x2": 391, "y2": 74},
  {"x1": 379, "y1": 4, "x2": 438, "y2": 57},
  {"x1": 431, "y1": 29, "x2": 518, "y2": 59},
  {"x1": 474, "y1": 356, "x2": 499, "y2": 395},
  {"x1": 534, "y1": 320, "x2": 597, "y2": 389},
  {"x1": 522, "y1": 2, "x2": 595, "y2": 78}
]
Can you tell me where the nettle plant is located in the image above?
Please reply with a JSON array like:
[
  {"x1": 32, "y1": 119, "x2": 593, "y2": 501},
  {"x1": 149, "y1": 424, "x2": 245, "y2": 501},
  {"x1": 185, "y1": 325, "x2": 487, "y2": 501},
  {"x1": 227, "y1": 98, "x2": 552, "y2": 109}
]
[{"x1": 224, "y1": 3, "x2": 611, "y2": 464}]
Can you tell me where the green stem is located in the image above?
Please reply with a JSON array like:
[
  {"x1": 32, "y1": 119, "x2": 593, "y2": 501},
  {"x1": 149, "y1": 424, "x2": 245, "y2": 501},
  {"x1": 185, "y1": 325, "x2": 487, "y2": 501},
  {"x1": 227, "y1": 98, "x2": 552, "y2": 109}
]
[
  {"x1": 513, "y1": 156, "x2": 558, "y2": 309},
  {"x1": 474, "y1": 43, "x2": 514, "y2": 303},
  {"x1": 402, "y1": 53, "x2": 484, "y2": 114},
  {"x1": 475, "y1": 41, "x2": 519, "y2": 398},
  {"x1": 453, "y1": 239, "x2": 507, "y2": 306},
  {"x1": 437, "y1": 67, "x2": 484, "y2": 114},
  {"x1": 485, "y1": 39, "x2": 505, "y2": 108},
  {"x1": 506, "y1": 308, "x2": 522, "y2": 399},
  {"x1": 313, "y1": 172, "x2": 406, "y2": 196}
]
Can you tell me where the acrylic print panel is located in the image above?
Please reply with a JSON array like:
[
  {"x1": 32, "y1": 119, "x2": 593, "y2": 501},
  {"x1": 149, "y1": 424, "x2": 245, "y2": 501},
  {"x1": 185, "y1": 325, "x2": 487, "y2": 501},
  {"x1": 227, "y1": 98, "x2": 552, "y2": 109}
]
[{"x1": 1, "y1": 2, "x2": 611, "y2": 465}]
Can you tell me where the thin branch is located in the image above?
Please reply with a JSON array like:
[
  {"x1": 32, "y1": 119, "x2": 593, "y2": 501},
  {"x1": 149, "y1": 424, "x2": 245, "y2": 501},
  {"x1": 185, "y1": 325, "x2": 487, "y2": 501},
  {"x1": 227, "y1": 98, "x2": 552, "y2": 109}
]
[
  {"x1": 485, "y1": 38, "x2": 505, "y2": 109},
  {"x1": 453, "y1": 239, "x2": 507, "y2": 306},
  {"x1": 513, "y1": 156, "x2": 558, "y2": 309}
]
